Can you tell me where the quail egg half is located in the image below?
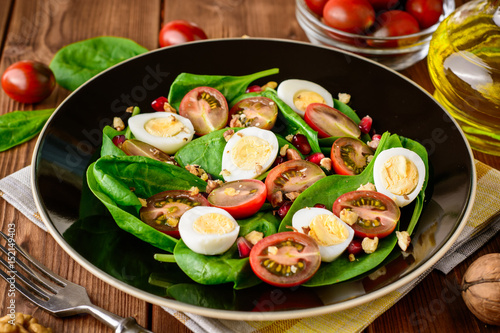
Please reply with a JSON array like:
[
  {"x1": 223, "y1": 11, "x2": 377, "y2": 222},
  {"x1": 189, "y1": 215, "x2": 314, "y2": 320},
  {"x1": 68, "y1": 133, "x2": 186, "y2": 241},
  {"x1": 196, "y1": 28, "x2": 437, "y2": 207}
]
[{"x1": 277, "y1": 79, "x2": 334, "y2": 117}]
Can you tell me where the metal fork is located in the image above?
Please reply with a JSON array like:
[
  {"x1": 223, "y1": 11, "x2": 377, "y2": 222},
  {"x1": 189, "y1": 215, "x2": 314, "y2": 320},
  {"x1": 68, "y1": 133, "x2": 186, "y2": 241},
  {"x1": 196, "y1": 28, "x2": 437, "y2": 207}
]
[{"x1": 0, "y1": 231, "x2": 154, "y2": 333}]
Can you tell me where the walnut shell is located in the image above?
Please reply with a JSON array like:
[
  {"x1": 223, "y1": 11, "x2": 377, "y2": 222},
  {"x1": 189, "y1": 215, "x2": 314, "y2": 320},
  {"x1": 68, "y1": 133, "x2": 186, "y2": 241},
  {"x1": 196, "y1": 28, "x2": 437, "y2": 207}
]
[{"x1": 461, "y1": 253, "x2": 500, "y2": 326}]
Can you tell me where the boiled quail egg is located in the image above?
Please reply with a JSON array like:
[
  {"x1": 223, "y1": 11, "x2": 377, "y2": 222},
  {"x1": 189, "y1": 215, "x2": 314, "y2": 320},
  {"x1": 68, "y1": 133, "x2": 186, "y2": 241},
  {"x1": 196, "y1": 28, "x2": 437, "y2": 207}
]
[
  {"x1": 128, "y1": 112, "x2": 194, "y2": 154},
  {"x1": 373, "y1": 147, "x2": 426, "y2": 207},
  {"x1": 277, "y1": 79, "x2": 334, "y2": 117},
  {"x1": 178, "y1": 206, "x2": 240, "y2": 255},
  {"x1": 292, "y1": 207, "x2": 354, "y2": 262},
  {"x1": 221, "y1": 127, "x2": 279, "y2": 181}
]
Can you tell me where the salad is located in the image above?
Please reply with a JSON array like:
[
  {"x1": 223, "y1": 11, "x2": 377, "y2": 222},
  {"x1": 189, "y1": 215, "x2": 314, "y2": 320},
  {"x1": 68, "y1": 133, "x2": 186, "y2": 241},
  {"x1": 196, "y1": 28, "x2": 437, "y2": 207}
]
[{"x1": 87, "y1": 68, "x2": 428, "y2": 290}]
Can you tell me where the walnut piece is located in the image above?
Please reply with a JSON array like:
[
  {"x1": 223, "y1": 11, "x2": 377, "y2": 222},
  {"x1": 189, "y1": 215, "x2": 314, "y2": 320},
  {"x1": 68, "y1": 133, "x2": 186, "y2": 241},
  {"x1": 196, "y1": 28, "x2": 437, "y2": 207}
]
[
  {"x1": 206, "y1": 179, "x2": 224, "y2": 194},
  {"x1": 245, "y1": 230, "x2": 264, "y2": 245},
  {"x1": 286, "y1": 148, "x2": 302, "y2": 161},
  {"x1": 185, "y1": 164, "x2": 210, "y2": 181},
  {"x1": 0, "y1": 313, "x2": 53, "y2": 333},
  {"x1": 285, "y1": 191, "x2": 300, "y2": 202},
  {"x1": 138, "y1": 198, "x2": 147, "y2": 207},
  {"x1": 223, "y1": 129, "x2": 235, "y2": 141},
  {"x1": 189, "y1": 186, "x2": 200, "y2": 196},
  {"x1": 113, "y1": 117, "x2": 125, "y2": 131},
  {"x1": 362, "y1": 237, "x2": 379, "y2": 254},
  {"x1": 279, "y1": 144, "x2": 289, "y2": 157},
  {"x1": 357, "y1": 182, "x2": 376, "y2": 191},
  {"x1": 396, "y1": 231, "x2": 411, "y2": 251},
  {"x1": 320, "y1": 157, "x2": 332, "y2": 171},
  {"x1": 338, "y1": 93, "x2": 351, "y2": 104},
  {"x1": 340, "y1": 209, "x2": 358, "y2": 226}
]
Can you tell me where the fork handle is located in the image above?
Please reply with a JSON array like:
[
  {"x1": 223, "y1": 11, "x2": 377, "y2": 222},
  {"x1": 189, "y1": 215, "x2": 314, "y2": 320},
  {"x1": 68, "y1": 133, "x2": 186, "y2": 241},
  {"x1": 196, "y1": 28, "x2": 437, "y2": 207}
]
[{"x1": 82, "y1": 305, "x2": 154, "y2": 333}]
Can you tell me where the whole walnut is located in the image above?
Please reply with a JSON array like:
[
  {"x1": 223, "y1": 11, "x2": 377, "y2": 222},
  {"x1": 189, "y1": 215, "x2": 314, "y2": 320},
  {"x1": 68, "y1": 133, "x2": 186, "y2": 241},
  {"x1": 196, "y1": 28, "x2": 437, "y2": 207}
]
[{"x1": 461, "y1": 253, "x2": 500, "y2": 326}]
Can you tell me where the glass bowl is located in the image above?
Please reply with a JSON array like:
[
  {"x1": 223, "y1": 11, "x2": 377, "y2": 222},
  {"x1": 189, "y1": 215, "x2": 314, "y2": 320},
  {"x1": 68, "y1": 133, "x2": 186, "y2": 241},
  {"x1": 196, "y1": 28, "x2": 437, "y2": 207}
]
[{"x1": 296, "y1": 0, "x2": 455, "y2": 70}]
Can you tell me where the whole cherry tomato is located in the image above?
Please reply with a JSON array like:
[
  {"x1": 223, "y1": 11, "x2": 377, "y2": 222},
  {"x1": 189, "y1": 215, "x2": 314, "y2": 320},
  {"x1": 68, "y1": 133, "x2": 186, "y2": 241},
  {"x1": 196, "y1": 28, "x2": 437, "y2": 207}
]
[
  {"x1": 159, "y1": 20, "x2": 208, "y2": 47},
  {"x1": 305, "y1": 0, "x2": 329, "y2": 16},
  {"x1": 323, "y1": 0, "x2": 375, "y2": 34},
  {"x1": 368, "y1": 10, "x2": 420, "y2": 48},
  {"x1": 1, "y1": 60, "x2": 55, "y2": 104},
  {"x1": 405, "y1": 0, "x2": 443, "y2": 29}
]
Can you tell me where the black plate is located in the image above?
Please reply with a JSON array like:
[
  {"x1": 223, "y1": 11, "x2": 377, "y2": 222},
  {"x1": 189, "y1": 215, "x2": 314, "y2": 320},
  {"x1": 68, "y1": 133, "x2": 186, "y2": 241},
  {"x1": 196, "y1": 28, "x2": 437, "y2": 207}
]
[{"x1": 32, "y1": 38, "x2": 475, "y2": 320}]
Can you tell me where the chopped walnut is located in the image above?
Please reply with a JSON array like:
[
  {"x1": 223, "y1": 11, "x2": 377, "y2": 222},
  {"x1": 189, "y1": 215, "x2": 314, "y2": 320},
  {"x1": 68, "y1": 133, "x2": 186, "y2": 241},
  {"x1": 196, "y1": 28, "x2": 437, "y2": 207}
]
[
  {"x1": 267, "y1": 245, "x2": 278, "y2": 255},
  {"x1": 185, "y1": 164, "x2": 210, "y2": 181},
  {"x1": 340, "y1": 208, "x2": 358, "y2": 226},
  {"x1": 206, "y1": 179, "x2": 224, "y2": 194},
  {"x1": 320, "y1": 157, "x2": 332, "y2": 171},
  {"x1": 270, "y1": 190, "x2": 284, "y2": 207},
  {"x1": 357, "y1": 182, "x2": 376, "y2": 191},
  {"x1": 126, "y1": 106, "x2": 135, "y2": 113},
  {"x1": 362, "y1": 237, "x2": 379, "y2": 254},
  {"x1": 219, "y1": 169, "x2": 231, "y2": 177},
  {"x1": 245, "y1": 230, "x2": 264, "y2": 245},
  {"x1": 285, "y1": 134, "x2": 294, "y2": 142},
  {"x1": 286, "y1": 148, "x2": 302, "y2": 161},
  {"x1": 348, "y1": 253, "x2": 356, "y2": 262},
  {"x1": 396, "y1": 231, "x2": 411, "y2": 251},
  {"x1": 368, "y1": 266, "x2": 387, "y2": 280},
  {"x1": 279, "y1": 144, "x2": 289, "y2": 157},
  {"x1": 163, "y1": 102, "x2": 177, "y2": 113},
  {"x1": 255, "y1": 163, "x2": 263, "y2": 174},
  {"x1": 229, "y1": 115, "x2": 243, "y2": 129},
  {"x1": 138, "y1": 198, "x2": 147, "y2": 207},
  {"x1": 261, "y1": 81, "x2": 278, "y2": 90},
  {"x1": 113, "y1": 117, "x2": 125, "y2": 131},
  {"x1": 189, "y1": 186, "x2": 200, "y2": 196},
  {"x1": 338, "y1": 93, "x2": 351, "y2": 104},
  {"x1": 0, "y1": 313, "x2": 53, "y2": 333},
  {"x1": 367, "y1": 136, "x2": 381, "y2": 150},
  {"x1": 285, "y1": 191, "x2": 300, "y2": 202}
]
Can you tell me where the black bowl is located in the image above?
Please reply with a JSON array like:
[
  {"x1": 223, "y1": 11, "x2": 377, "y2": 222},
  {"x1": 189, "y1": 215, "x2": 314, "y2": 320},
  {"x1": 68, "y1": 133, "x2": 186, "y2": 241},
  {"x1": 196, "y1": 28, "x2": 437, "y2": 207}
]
[{"x1": 32, "y1": 38, "x2": 475, "y2": 320}]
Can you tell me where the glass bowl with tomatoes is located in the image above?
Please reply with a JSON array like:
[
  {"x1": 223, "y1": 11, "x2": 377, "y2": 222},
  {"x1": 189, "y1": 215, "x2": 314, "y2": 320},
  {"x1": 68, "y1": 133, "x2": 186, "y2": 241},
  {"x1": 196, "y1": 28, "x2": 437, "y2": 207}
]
[{"x1": 296, "y1": 0, "x2": 454, "y2": 70}]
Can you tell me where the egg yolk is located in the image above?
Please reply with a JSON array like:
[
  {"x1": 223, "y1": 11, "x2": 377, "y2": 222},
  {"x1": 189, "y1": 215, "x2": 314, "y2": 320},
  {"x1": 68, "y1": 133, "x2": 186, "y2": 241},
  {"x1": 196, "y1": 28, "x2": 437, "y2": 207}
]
[
  {"x1": 193, "y1": 213, "x2": 235, "y2": 235},
  {"x1": 144, "y1": 116, "x2": 186, "y2": 137},
  {"x1": 381, "y1": 155, "x2": 418, "y2": 195},
  {"x1": 293, "y1": 90, "x2": 326, "y2": 113},
  {"x1": 230, "y1": 136, "x2": 272, "y2": 170},
  {"x1": 308, "y1": 214, "x2": 349, "y2": 247}
]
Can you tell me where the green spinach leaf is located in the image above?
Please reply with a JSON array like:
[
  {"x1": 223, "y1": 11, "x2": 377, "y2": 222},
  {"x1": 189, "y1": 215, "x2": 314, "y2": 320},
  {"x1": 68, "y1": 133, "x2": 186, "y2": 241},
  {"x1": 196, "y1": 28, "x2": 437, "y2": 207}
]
[
  {"x1": 101, "y1": 126, "x2": 127, "y2": 157},
  {"x1": 0, "y1": 108, "x2": 55, "y2": 152},
  {"x1": 237, "y1": 211, "x2": 280, "y2": 238},
  {"x1": 50, "y1": 36, "x2": 148, "y2": 91}
]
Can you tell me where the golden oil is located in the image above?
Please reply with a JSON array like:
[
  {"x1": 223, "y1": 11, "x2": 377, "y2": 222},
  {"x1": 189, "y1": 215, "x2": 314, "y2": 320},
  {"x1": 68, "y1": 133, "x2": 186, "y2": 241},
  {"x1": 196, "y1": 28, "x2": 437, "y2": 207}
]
[{"x1": 428, "y1": 0, "x2": 500, "y2": 155}]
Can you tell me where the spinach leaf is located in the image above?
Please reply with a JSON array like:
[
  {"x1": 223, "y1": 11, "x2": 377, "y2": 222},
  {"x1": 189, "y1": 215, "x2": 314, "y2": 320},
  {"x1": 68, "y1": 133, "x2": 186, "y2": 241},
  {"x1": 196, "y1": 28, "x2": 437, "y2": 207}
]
[
  {"x1": 167, "y1": 68, "x2": 279, "y2": 110},
  {"x1": 166, "y1": 283, "x2": 236, "y2": 310},
  {"x1": 50, "y1": 36, "x2": 148, "y2": 91},
  {"x1": 261, "y1": 89, "x2": 321, "y2": 154},
  {"x1": 101, "y1": 126, "x2": 127, "y2": 157},
  {"x1": 237, "y1": 211, "x2": 280, "y2": 238},
  {"x1": 87, "y1": 155, "x2": 207, "y2": 252},
  {"x1": 0, "y1": 108, "x2": 55, "y2": 152}
]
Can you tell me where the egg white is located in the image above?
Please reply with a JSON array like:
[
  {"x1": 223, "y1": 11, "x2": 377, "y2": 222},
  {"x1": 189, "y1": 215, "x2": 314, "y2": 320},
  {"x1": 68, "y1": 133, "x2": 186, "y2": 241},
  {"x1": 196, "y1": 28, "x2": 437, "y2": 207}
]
[
  {"x1": 292, "y1": 207, "x2": 354, "y2": 262},
  {"x1": 178, "y1": 206, "x2": 240, "y2": 255},
  {"x1": 221, "y1": 127, "x2": 279, "y2": 181},
  {"x1": 128, "y1": 112, "x2": 194, "y2": 154},
  {"x1": 277, "y1": 79, "x2": 334, "y2": 117},
  {"x1": 373, "y1": 147, "x2": 426, "y2": 207}
]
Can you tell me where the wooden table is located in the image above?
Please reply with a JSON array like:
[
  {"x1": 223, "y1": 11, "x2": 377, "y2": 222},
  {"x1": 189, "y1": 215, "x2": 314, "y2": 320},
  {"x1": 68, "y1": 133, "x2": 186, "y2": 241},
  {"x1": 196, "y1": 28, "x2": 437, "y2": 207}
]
[{"x1": 0, "y1": 0, "x2": 498, "y2": 332}]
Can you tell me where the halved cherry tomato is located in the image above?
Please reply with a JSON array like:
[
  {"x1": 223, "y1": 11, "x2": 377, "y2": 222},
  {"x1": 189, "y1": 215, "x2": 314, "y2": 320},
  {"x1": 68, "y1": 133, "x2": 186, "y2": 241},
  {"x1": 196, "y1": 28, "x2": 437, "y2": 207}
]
[
  {"x1": 228, "y1": 96, "x2": 278, "y2": 130},
  {"x1": 159, "y1": 20, "x2": 207, "y2": 47},
  {"x1": 207, "y1": 179, "x2": 266, "y2": 219},
  {"x1": 249, "y1": 232, "x2": 321, "y2": 287},
  {"x1": 332, "y1": 190, "x2": 400, "y2": 238},
  {"x1": 120, "y1": 139, "x2": 178, "y2": 165},
  {"x1": 304, "y1": 103, "x2": 361, "y2": 139},
  {"x1": 331, "y1": 137, "x2": 374, "y2": 175},
  {"x1": 179, "y1": 86, "x2": 228, "y2": 135},
  {"x1": 322, "y1": 0, "x2": 375, "y2": 34},
  {"x1": 265, "y1": 160, "x2": 326, "y2": 207},
  {"x1": 139, "y1": 190, "x2": 210, "y2": 238},
  {"x1": 405, "y1": 0, "x2": 443, "y2": 29},
  {"x1": 367, "y1": 10, "x2": 420, "y2": 48}
]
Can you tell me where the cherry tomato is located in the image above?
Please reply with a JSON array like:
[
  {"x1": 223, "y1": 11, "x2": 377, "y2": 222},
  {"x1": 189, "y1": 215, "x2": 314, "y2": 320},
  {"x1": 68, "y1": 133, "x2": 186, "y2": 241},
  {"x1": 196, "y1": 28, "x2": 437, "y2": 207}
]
[
  {"x1": 366, "y1": 0, "x2": 401, "y2": 11},
  {"x1": 1, "y1": 60, "x2": 55, "y2": 104},
  {"x1": 332, "y1": 190, "x2": 400, "y2": 238},
  {"x1": 207, "y1": 179, "x2": 267, "y2": 219},
  {"x1": 265, "y1": 160, "x2": 326, "y2": 207},
  {"x1": 304, "y1": 103, "x2": 361, "y2": 139},
  {"x1": 120, "y1": 139, "x2": 178, "y2": 165},
  {"x1": 228, "y1": 96, "x2": 278, "y2": 130},
  {"x1": 159, "y1": 20, "x2": 208, "y2": 47},
  {"x1": 305, "y1": 0, "x2": 329, "y2": 16},
  {"x1": 322, "y1": 0, "x2": 375, "y2": 34},
  {"x1": 405, "y1": 0, "x2": 443, "y2": 29},
  {"x1": 179, "y1": 86, "x2": 228, "y2": 135},
  {"x1": 331, "y1": 137, "x2": 374, "y2": 175},
  {"x1": 139, "y1": 190, "x2": 210, "y2": 238},
  {"x1": 249, "y1": 232, "x2": 321, "y2": 287},
  {"x1": 368, "y1": 10, "x2": 420, "y2": 48}
]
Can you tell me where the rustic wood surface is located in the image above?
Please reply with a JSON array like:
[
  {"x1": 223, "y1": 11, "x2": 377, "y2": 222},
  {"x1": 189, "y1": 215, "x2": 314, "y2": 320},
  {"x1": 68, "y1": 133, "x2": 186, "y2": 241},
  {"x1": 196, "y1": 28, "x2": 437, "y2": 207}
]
[{"x1": 0, "y1": 0, "x2": 498, "y2": 332}]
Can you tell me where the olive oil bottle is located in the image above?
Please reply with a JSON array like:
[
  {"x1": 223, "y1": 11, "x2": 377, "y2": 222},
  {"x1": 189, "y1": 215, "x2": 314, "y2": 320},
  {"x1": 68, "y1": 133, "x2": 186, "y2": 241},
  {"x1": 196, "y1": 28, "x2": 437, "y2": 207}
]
[{"x1": 428, "y1": 0, "x2": 500, "y2": 155}]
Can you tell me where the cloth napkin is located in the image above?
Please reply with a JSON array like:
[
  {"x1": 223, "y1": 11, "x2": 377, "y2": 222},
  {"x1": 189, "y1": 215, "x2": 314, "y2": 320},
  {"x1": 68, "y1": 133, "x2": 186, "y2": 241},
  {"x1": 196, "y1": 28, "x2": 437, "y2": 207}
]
[{"x1": 1, "y1": 160, "x2": 499, "y2": 333}]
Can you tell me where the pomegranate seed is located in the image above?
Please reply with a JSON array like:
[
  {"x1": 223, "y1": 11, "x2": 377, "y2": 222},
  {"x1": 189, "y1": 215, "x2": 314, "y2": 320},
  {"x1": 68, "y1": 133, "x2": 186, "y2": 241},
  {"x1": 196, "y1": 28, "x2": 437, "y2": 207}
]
[
  {"x1": 347, "y1": 238, "x2": 363, "y2": 255},
  {"x1": 372, "y1": 134, "x2": 382, "y2": 141},
  {"x1": 306, "y1": 152, "x2": 325, "y2": 165},
  {"x1": 292, "y1": 134, "x2": 312, "y2": 155},
  {"x1": 237, "y1": 237, "x2": 253, "y2": 258},
  {"x1": 151, "y1": 96, "x2": 169, "y2": 111},
  {"x1": 359, "y1": 116, "x2": 373, "y2": 134},
  {"x1": 245, "y1": 85, "x2": 262, "y2": 93},
  {"x1": 272, "y1": 155, "x2": 286, "y2": 167},
  {"x1": 112, "y1": 135, "x2": 126, "y2": 147},
  {"x1": 313, "y1": 203, "x2": 326, "y2": 209},
  {"x1": 277, "y1": 201, "x2": 293, "y2": 219}
]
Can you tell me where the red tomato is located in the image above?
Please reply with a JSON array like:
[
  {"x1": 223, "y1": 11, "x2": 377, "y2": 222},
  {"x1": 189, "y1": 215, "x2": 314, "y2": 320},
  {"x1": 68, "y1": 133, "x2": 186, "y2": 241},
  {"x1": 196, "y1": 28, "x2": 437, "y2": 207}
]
[
  {"x1": 405, "y1": 0, "x2": 443, "y2": 29},
  {"x1": 265, "y1": 160, "x2": 326, "y2": 207},
  {"x1": 1, "y1": 60, "x2": 55, "y2": 104},
  {"x1": 159, "y1": 20, "x2": 208, "y2": 47},
  {"x1": 179, "y1": 86, "x2": 228, "y2": 135},
  {"x1": 139, "y1": 190, "x2": 210, "y2": 238},
  {"x1": 207, "y1": 179, "x2": 267, "y2": 219},
  {"x1": 305, "y1": 0, "x2": 329, "y2": 16},
  {"x1": 249, "y1": 232, "x2": 321, "y2": 287},
  {"x1": 366, "y1": 0, "x2": 401, "y2": 11},
  {"x1": 323, "y1": 0, "x2": 375, "y2": 34},
  {"x1": 331, "y1": 137, "x2": 374, "y2": 175},
  {"x1": 332, "y1": 190, "x2": 400, "y2": 238},
  {"x1": 304, "y1": 103, "x2": 361, "y2": 139},
  {"x1": 228, "y1": 96, "x2": 278, "y2": 130},
  {"x1": 368, "y1": 10, "x2": 420, "y2": 48}
]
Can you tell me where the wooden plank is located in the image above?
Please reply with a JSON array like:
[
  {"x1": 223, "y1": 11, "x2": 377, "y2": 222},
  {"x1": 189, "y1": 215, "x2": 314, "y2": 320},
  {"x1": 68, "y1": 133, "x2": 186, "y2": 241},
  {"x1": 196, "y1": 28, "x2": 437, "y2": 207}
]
[{"x1": 0, "y1": 0, "x2": 13, "y2": 50}]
